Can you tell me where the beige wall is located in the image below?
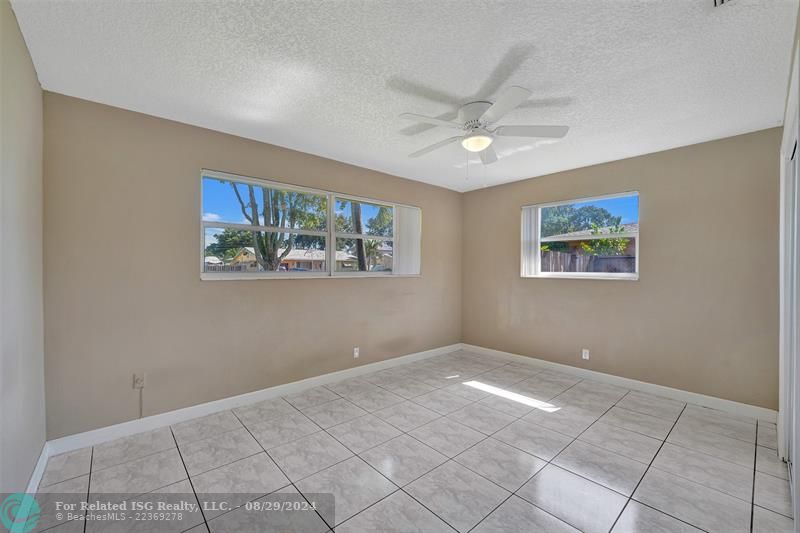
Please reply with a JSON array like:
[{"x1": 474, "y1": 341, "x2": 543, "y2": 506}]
[
  {"x1": 1, "y1": 0, "x2": 45, "y2": 491},
  {"x1": 43, "y1": 93, "x2": 462, "y2": 439},
  {"x1": 462, "y1": 128, "x2": 781, "y2": 410},
  {"x1": 42, "y1": 91, "x2": 782, "y2": 438}
]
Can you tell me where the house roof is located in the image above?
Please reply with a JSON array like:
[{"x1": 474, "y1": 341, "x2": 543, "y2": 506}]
[
  {"x1": 240, "y1": 247, "x2": 355, "y2": 262},
  {"x1": 542, "y1": 222, "x2": 639, "y2": 242}
]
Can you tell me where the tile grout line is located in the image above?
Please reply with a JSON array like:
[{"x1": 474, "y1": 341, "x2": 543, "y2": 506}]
[
  {"x1": 228, "y1": 408, "x2": 333, "y2": 530},
  {"x1": 458, "y1": 400, "x2": 576, "y2": 533},
  {"x1": 607, "y1": 403, "x2": 687, "y2": 533},
  {"x1": 152, "y1": 350, "x2": 508, "y2": 512},
  {"x1": 30, "y1": 357, "x2": 550, "y2": 530},
  {"x1": 65, "y1": 377, "x2": 536, "y2": 533},
  {"x1": 306, "y1": 416, "x2": 471, "y2": 528},
  {"x1": 495, "y1": 385, "x2": 633, "y2": 533},
  {"x1": 220, "y1": 358, "x2": 767, "y2": 529},
  {"x1": 401, "y1": 372, "x2": 599, "y2": 532},
  {"x1": 463, "y1": 380, "x2": 657, "y2": 531},
  {"x1": 316, "y1": 357, "x2": 530, "y2": 531},
  {"x1": 45, "y1": 356, "x2": 552, "y2": 524},
  {"x1": 497, "y1": 387, "x2": 712, "y2": 532},
  {"x1": 341, "y1": 445, "x2": 476, "y2": 531},
  {"x1": 388, "y1": 371, "x2": 651, "y2": 532},
  {"x1": 56, "y1": 352, "x2": 771, "y2": 532},
  {"x1": 81, "y1": 444, "x2": 177, "y2": 476},
  {"x1": 171, "y1": 357, "x2": 731, "y2": 529},
  {"x1": 658, "y1": 436, "x2": 756, "y2": 470},
  {"x1": 750, "y1": 420, "x2": 758, "y2": 533},
  {"x1": 324, "y1": 384, "x2": 503, "y2": 530},
  {"x1": 169, "y1": 427, "x2": 211, "y2": 532},
  {"x1": 83, "y1": 446, "x2": 93, "y2": 533}
]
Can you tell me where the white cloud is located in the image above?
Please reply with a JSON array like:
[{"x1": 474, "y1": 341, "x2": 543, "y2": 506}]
[{"x1": 203, "y1": 212, "x2": 222, "y2": 221}]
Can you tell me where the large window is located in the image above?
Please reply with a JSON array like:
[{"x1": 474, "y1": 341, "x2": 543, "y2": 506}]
[
  {"x1": 522, "y1": 192, "x2": 639, "y2": 280},
  {"x1": 201, "y1": 170, "x2": 421, "y2": 279}
]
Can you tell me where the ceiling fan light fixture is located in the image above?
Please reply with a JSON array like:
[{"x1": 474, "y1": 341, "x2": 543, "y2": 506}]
[{"x1": 461, "y1": 131, "x2": 493, "y2": 152}]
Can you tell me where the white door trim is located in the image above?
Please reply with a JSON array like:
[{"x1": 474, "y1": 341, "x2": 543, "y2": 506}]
[{"x1": 779, "y1": 33, "x2": 799, "y2": 465}]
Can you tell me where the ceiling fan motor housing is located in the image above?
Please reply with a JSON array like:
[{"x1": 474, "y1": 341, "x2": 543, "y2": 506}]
[
  {"x1": 402, "y1": 86, "x2": 568, "y2": 163},
  {"x1": 458, "y1": 101, "x2": 493, "y2": 127}
]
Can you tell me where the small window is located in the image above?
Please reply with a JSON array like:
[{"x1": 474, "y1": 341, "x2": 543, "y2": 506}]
[
  {"x1": 201, "y1": 170, "x2": 420, "y2": 279},
  {"x1": 334, "y1": 198, "x2": 394, "y2": 273},
  {"x1": 522, "y1": 192, "x2": 639, "y2": 280}
]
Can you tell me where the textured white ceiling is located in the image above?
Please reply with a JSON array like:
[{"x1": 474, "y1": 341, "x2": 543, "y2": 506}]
[{"x1": 11, "y1": 0, "x2": 798, "y2": 192}]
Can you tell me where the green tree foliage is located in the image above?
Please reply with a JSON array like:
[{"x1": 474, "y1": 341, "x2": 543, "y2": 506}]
[
  {"x1": 228, "y1": 182, "x2": 327, "y2": 271},
  {"x1": 540, "y1": 204, "x2": 623, "y2": 253},
  {"x1": 363, "y1": 239, "x2": 383, "y2": 269},
  {"x1": 540, "y1": 205, "x2": 622, "y2": 238},
  {"x1": 579, "y1": 223, "x2": 630, "y2": 256},
  {"x1": 367, "y1": 206, "x2": 393, "y2": 237},
  {"x1": 205, "y1": 228, "x2": 252, "y2": 260},
  {"x1": 335, "y1": 201, "x2": 393, "y2": 270}
]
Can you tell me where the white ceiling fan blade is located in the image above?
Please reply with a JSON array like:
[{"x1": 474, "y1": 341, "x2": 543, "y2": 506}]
[
  {"x1": 479, "y1": 145, "x2": 498, "y2": 165},
  {"x1": 480, "y1": 86, "x2": 532, "y2": 124},
  {"x1": 408, "y1": 136, "x2": 462, "y2": 158},
  {"x1": 400, "y1": 113, "x2": 462, "y2": 129},
  {"x1": 494, "y1": 125, "x2": 569, "y2": 138}
]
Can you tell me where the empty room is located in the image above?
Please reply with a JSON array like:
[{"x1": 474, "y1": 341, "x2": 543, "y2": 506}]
[{"x1": 2, "y1": 0, "x2": 800, "y2": 532}]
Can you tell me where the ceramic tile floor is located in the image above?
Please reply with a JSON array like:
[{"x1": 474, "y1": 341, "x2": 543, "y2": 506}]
[{"x1": 36, "y1": 349, "x2": 793, "y2": 533}]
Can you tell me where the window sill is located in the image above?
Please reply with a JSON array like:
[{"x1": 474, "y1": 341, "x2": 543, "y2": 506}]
[
  {"x1": 522, "y1": 273, "x2": 639, "y2": 281},
  {"x1": 201, "y1": 272, "x2": 422, "y2": 281}
]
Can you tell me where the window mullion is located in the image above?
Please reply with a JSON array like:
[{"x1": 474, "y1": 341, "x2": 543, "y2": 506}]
[
  {"x1": 202, "y1": 221, "x2": 327, "y2": 238},
  {"x1": 202, "y1": 171, "x2": 417, "y2": 279},
  {"x1": 534, "y1": 207, "x2": 541, "y2": 276},
  {"x1": 334, "y1": 232, "x2": 393, "y2": 241},
  {"x1": 327, "y1": 193, "x2": 334, "y2": 276}
]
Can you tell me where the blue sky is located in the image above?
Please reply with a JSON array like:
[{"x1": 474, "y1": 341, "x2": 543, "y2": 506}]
[
  {"x1": 203, "y1": 177, "x2": 261, "y2": 224},
  {"x1": 203, "y1": 176, "x2": 388, "y2": 230},
  {"x1": 571, "y1": 194, "x2": 639, "y2": 224}
]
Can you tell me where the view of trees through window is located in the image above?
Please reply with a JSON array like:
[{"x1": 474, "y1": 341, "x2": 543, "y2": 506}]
[
  {"x1": 334, "y1": 199, "x2": 393, "y2": 272},
  {"x1": 202, "y1": 175, "x2": 394, "y2": 275},
  {"x1": 536, "y1": 193, "x2": 639, "y2": 276}
]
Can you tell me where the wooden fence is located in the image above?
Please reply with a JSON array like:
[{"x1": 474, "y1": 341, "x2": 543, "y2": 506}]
[
  {"x1": 541, "y1": 251, "x2": 635, "y2": 273},
  {"x1": 204, "y1": 264, "x2": 251, "y2": 272}
]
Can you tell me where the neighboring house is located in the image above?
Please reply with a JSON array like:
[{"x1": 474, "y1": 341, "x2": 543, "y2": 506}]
[
  {"x1": 540, "y1": 223, "x2": 638, "y2": 274},
  {"x1": 204, "y1": 256, "x2": 223, "y2": 266},
  {"x1": 541, "y1": 222, "x2": 639, "y2": 256},
  {"x1": 228, "y1": 246, "x2": 356, "y2": 271},
  {"x1": 373, "y1": 242, "x2": 394, "y2": 271}
]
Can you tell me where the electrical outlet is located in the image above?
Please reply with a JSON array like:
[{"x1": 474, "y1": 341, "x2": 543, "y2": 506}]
[
  {"x1": 581, "y1": 349, "x2": 590, "y2": 360},
  {"x1": 133, "y1": 373, "x2": 146, "y2": 389},
  {"x1": 353, "y1": 347, "x2": 360, "y2": 359}
]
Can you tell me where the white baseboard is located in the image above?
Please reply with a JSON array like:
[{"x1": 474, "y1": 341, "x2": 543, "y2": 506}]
[
  {"x1": 459, "y1": 343, "x2": 777, "y2": 422},
  {"x1": 45, "y1": 343, "x2": 460, "y2": 457},
  {"x1": 25, "y1": 441, "x2": 49, "y2": 494},
  {"x1": 35, "y1": 340, "x2": 775, "y2": 489}
]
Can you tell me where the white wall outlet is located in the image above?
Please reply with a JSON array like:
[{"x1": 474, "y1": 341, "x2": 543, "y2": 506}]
[
  {"x1": 581, "y1": 349, "x2": 590, "y2": 360},
  {"x1": 132, "y1": 373, "x2": 146, "y2": 389},
  {"x1": 353, "y1": 347, "x2": 360, "y2": 359}
]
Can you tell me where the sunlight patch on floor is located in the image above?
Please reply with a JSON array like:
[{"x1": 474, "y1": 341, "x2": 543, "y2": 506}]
[{"x1": 463, "y1": 381, "x2": 560, "y2": 412}]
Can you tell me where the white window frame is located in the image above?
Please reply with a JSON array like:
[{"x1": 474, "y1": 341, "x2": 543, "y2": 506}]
[
  {"x1": 331, "y1": 195, "x2": 396, "y2": 277},
  {"x1": 200, "y1": 169, "x2": 419, "y2": 280},
  {"x1": 521, "y1": 191, "x2": 640, "y2": 281}
]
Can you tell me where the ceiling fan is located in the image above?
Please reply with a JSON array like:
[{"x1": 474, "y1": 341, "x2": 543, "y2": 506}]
[{"x1": 400, "y1": 86, "x2": 569, "y2": 165}]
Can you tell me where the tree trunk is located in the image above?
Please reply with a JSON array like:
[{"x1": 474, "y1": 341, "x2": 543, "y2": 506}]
[
  {"x1": 351, "y1": 202, "x2": 367, "y2": 270},
  {"x1": 229, "y1": 182, "x2": 284, "y2": 271}
]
